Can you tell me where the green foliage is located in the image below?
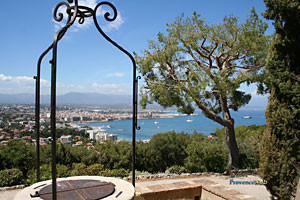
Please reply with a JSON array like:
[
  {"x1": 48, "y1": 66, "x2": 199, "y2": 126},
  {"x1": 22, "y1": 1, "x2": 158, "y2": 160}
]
[
  {"x1": 27, "y1": 164, "x2": 70, "y2": 185},
  {"x1": 143, "y1": 131, "x2": 190, "y2": 173},
  {"x1": 259, "y1": 1, "x2": 300, "y2": 199},
  {"x1": 0, "y1": 125, "x2": 264, "y2": 187},
  {"x1": 56, "y1": 164, "x2": 71, "y2": 178},
  {"x1": 213, "y1": 125, "x2": 265, "y2": 169},
  {"x1": 0, "y1": 168, "x2": 24, "y2": 187},
  {"x1": 166, "y1": 166, "x2": 187, "y2": 175},
  {"x1": 99, "y1": 169, "x2": 129, "y2": 178},
  {"x1": 94, "y1": 141, "x2": 131, "y2": 170},
  {"x1": 185, "y1": 135, "x2": 227, "y2": 173},
  {"x1": 0, "y1": 140, "x2": 35, "y2": 176},
  {"x1": 86, "y1": 164, "x2": 105, "y2": 176},
  {"x1": 70, "y1": 163, "x2": 87, "y2": 176},
  {"x1": 57, "y1": 143, "x2": 77, "y2": 167},
  {"x1": 135, "y1": 9, "x2": 269, "y2": 115},
  {"x1": 70, "y1": 145, "x2": 100, "y2": 166},
  {"x1": 135, "y1": 8, "x2": 270, "y2": 169}
]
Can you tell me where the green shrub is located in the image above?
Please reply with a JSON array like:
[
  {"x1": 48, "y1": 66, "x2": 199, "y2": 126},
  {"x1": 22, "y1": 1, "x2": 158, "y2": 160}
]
[
  {"x1": 166, "y1": 166, "x2": 186, "y2": 174},
  {"x1": 27, "y1": 164, "x2": 70, "y2": 185},
  {"x1": 185, "y1": 138, "x2": 227, "y2": 173},
  {"x1": 86, "y1": 164, "x2": 105, "y2": 176},
  {"x1": 0, "y1": 168, "x2": 24, "y2": 187},
  {"x1": 70, "y1": 163, "x2": 87, "y2": 176},
  {"x1": 57, "y1": 164, "x2": 70, "y2": 178},
  {"x1": 133, "y1": 170, "x2": 152, "y2": 176},
  {"x1": 100, "y1": 168, "x2": 129, "y2": 178}
]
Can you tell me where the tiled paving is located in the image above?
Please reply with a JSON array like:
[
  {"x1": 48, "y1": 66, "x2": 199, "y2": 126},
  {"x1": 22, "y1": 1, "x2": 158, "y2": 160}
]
[
  {"x1": 135, "y1": 176, "x2": 269, "y2": 200},
  {"x1": 1, "y1": 175, "x2": 270, "y2": 200}
]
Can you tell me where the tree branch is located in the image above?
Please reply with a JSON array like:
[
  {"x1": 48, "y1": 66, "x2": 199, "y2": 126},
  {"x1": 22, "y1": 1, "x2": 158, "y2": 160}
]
[{"x1": 180, "y1": 86, "x2": 231, "y2": 127}]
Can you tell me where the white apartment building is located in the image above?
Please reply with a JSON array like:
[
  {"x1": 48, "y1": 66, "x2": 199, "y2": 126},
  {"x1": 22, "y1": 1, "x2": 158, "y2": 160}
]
[
  {"x1": 87, "y1": 127, "x2": 106, "y2": 140},
  {"x1": 60, "y1": 135, "x2": 72, "y2": 145},
  {"x1": 95, "y1": 133, "x2": 118, "y2": 142}
]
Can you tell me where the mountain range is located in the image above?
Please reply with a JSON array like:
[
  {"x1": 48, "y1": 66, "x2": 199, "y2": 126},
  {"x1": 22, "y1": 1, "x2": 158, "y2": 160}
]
[
  {"x1": 0, "y1": 92, "x2": 132, "y2": 105},
  {"x1": 0, "y1": 92, "x2": 268, "y2": 110}
]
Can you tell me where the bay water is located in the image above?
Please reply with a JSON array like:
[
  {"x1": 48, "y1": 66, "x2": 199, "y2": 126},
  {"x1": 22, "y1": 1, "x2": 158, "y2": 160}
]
[{"x1": 82, "y1": 110, "x2": 266, "y2": 141}]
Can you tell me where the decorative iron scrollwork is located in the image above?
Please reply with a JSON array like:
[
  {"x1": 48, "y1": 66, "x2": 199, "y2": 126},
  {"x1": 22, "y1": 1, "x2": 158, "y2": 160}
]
[{"x1": 36, "y1": 2, "x2": 140, "y2": 198}]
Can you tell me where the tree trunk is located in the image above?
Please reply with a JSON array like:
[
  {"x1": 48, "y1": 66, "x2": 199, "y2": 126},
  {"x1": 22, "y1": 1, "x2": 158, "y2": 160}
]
[
  {"x1": 224, "y1": 119, "x2": 239, "y2": 168},
  {"x1": 194, "y1": 95, "x2": 240, "y2": 168}
]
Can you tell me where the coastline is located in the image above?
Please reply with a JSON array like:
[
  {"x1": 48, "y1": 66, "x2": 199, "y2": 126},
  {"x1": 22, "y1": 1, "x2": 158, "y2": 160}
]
[{"x1": 76, "y1": 110, "x2": 266, "y2": 141}]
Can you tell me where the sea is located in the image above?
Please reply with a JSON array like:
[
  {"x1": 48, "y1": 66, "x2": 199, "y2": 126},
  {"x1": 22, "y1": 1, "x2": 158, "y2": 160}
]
[{"x1": 80, "y1": 110, "x2": 266, "y2": 141}]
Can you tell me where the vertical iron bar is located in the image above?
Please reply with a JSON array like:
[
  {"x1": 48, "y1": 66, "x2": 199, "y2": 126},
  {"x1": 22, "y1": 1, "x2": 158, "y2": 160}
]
[
  {"x1": 92, "y1": 3, "x2": 139, "y2": 186},
  {"x1": 50, "y1": 44, "x2": 57, "y2": 200},
  {"x1": 36, "y1": 44, "x2": 53, "y2": 183},
  {"x1": 49, "y1": 2, "x2": 77, "y2": 198},
  {"x1": 34, "y1": 75, "x2": 40, "y2": 182},
  {"x1": 133, "y1": 76, "x2": 141, "y2": 186},
  {"x1": 132, "y1": 77, "x2": 136, "y2": 187}
]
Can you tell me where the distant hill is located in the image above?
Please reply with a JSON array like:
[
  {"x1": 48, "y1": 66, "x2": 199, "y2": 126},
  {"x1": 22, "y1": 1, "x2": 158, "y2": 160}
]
[
  {"x1": 0, "y1": 92, "x2": 131, "y2": 105},
  {"x1": 0, "y1": 92, "x2": 268, "y2": 110}
]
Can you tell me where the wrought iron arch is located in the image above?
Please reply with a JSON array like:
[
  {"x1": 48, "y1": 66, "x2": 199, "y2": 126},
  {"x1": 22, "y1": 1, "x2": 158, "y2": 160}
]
[{"x1": 35, "y1": 1, "x2": 140, "y2": 199}]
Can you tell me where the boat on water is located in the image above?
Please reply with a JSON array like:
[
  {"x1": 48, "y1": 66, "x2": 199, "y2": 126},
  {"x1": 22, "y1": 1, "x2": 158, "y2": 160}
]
[
  {"x1": 242, "y1": 115, "x2": 252, "y2": 119},
  {"x1": 186, "y1": 115, "x2": 193, "y2": 122},
  {"x1": 154, "y1": 121, "x2": 159, "y2": 124},
  {"x1": 107, "y1": 125, "x2": 112, "y2": 128},
  {"x1": 118, "y1": 129, "x2": 124, "y2": 132}
]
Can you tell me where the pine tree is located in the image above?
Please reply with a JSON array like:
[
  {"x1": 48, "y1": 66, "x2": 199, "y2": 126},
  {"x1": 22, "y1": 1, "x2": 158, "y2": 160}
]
[
  {"x1": 259, "y1": 0, "x2": 300, "y2": 199},
  {"x1": 135, "y1": 9, "x2": 270, "y2": 168}
]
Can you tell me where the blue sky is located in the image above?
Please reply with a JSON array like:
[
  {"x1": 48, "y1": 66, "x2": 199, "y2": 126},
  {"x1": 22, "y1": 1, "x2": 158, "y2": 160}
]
[{"x1": 0, "y1": 0, "x2": 272, "y2": 107}]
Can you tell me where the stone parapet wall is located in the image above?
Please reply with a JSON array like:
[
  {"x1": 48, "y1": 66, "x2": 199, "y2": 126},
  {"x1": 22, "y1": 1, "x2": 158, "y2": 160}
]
[{"x1": 124, "y1": 169, "x2": 258, "y2": 182}]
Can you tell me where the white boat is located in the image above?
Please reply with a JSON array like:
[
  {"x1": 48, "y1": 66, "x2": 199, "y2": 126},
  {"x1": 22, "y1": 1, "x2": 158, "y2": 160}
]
[
  {"x1": 242, "y1": 115, "x2": 252, "y2": 119},
  {"x1": 154, "y1": 121, "x2": 159, "y2": 124},
  {"x1": 186, "y1": 115, "x2": 193, "y2": 122},
  {"x1": 107, "y1": 125, "x2": 112, "y2": 128}
]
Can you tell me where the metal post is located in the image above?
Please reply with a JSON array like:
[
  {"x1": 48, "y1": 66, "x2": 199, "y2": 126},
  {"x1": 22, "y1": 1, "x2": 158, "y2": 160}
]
[
  {"x1": 34, "y1": 75, "x2": 40, "y2": 182},
  {"x1": 36, "y1": 2, "x2": 139, "y2": 198},
  {"x1": 92, "y1": 2, "x2": 140, "y2": 186},
  {"x1": 35, "y1": 44, "x2": 53, "y2": 183},
  {"x1": 50, "y1": 44, "x2": 57, "y2": 200},
  {"x1": 132, "y1": 79, "x2": 136, "y2": 187}
]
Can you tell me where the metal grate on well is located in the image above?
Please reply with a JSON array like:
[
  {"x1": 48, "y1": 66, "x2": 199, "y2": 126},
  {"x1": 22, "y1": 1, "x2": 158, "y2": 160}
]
[{"x1": 35, "y1": 179, "x2": 115, "y2": 200}]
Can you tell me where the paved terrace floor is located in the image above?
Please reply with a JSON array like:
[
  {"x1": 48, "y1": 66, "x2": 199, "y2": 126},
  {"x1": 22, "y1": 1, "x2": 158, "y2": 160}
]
[
  {"x1": 135, "y1": 175, "x2": 270, "y2": 200},
  {"x1": 1, "y1": 175, "x2": 270, "y2": 200}
]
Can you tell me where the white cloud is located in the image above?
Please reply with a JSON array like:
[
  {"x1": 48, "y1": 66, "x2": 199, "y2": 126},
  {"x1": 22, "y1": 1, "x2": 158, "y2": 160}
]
[
  {"x1": 106, "y1": 73, "x2": 125, "y2": 78},
  {"x1": 53, "y1": 0, "x2": 124, "y2": 32},
  {"x1": 0, "y1": 74, "x2": 130, "y2": 95},
  {"x1": 56, "y1": 82, "x2": 87, "y2": 95},
  {"x1": 92, "y1": 82, "x2": 130, "y2": 94},
  {"x1": 0, "y1": 74, "x2": 50, "y2": 94}
]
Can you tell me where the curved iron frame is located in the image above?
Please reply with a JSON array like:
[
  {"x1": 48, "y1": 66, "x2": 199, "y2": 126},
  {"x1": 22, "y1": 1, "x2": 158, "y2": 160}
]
[{"x1": 35, "y1": 1, "x2": 140, "y2": 199}]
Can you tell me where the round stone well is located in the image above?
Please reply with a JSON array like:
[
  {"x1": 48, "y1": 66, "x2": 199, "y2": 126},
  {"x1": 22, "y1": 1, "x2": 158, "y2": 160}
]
[{"x1": 14, "y1": 176, "x2": 134, "y2": 200}]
